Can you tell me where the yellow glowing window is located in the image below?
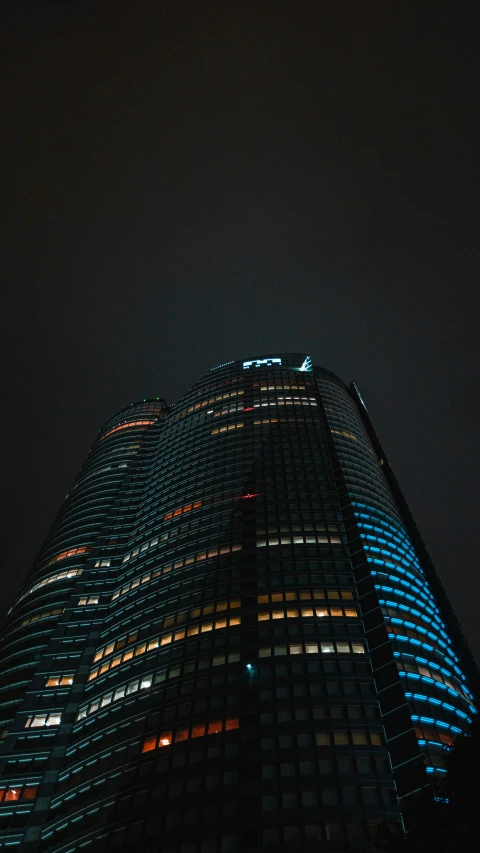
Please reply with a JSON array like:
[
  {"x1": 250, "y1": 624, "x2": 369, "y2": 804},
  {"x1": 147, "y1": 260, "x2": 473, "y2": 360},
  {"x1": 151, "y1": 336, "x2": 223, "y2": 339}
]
[
  {"x1": 216, "y1": 601, "x2": 227, "y2": 612},
  {"x1": 148, "y1": 640, "x2": 159, "y2": 651},
  {"x1": 300, "y1": 592, "x2": 311, "y2": 600},
  {"x1": 159, "y1": 733, "x2": 172, "y2": 747},
  {"x1": 105, "y1": 644, "x2": 115, "y2": 656},
  {"x1": 330, "y1": 608, "x2": 343, "y2": 617},
  {"x1": 161, "y1": 635, "x2": 172, "y2": 646},
  {"x1": 286, "y1": 609, "x2": 299, "y2": 618},
  {"x1": 230, "y1": 599, "x2": 240, "y2": 608},
  {"x1": 285, "y1": 592, "x2": 296, "y2": 601},
  {"x1": 258, "y1": 612, "x2": 269, "y2": 621},
  {"x1": 272, "y1": 611, "x2": 284, "y2": 620},
  {"x1": 99, "y1": 662, "x2": 109, "y2": 674},
  {"x1": 271, "y1": 593, "x2": 283, "y2": 602},
  {"x1": 301, "y1": 608, "x2": 314, "y2": 617},
  {"x1": 215, "y1": 619, "x2": 227, "y2": 630},
  {"x1": 110, "y1": 655, "x2": 122, "y2": 668},
  {"x1": 174, "y1": 630, "x2": 186, "y2": 641},
  {"x1": 203, "y1": 605, "x2": 214, "y2": 615},
  {"x1": 341, "y1": 591, "x2": 354, "y2": 600},
  {"x1": 93, "y1": 651, "x2": 103, "y2": 663},
  {"x1": 258, "y1": 595, "x2": 269, "y2": 603},
  {"x1": 88, "y1": 670, "x2": 98, "y2": 681},
  {"x1": 122, "y1": 650, "x2": 134, "y2": 661},
  {"x1": 313, "y1": 591, "x2": 325, "y2": 600},
  {"x1": 190, "y1": 608, "x2": 201, "y2": 619},
  {"x1": 316, "y1": 608, "x2": 328, "y2": 618},
  {"x1": 201, "y1": 622, "x2": 213, "y2": 633},
  {"x1": 344, "y1": 608, "x2": 358, "y2": 618},
  {"x1": 327, "y1": 591, "x2": 340, "y2": 600},
  {"x1": 229, "y1": 616, "x2": 241, "y2": 626},
  {"x1": 135, "y1": 644, "x2": 146, "y2": 656}
]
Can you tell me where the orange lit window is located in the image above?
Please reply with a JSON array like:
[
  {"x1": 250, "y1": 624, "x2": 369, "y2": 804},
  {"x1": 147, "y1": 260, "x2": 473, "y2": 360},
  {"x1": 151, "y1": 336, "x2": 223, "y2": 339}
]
[
  {"x1": 46, "y1": 678, "x2": 59, "y2": 687},
  {"x1": 142, "y1": 736, "x2": 157, "y2": 753},
  {"x1": 191, "y1": 724, "x2": 206, "y2": 738},
  {"x1": 4, "y1": 788, "x2": 20, "y2": 801},
  {"x1": 225, "y1": 718, "x2": 239, "y2": 731},
  {"x1": 23, "y1": 786, "x2": 37, "y2": 799},
  {"x1": 164, "y1": 499, "x2": 202, "y2": 521},
  {"x1": 48, "y1": 546, "x2": 91, "y2": 565},
  {"x1": 207, "y1": 720, "x2": 222, "y2": 735},
  {"x1": 158, "y1": 733, "x2": 172, "y2": 747},
  {"x1": 175, "y1": 728, "x2": 188, "y2": 743}
]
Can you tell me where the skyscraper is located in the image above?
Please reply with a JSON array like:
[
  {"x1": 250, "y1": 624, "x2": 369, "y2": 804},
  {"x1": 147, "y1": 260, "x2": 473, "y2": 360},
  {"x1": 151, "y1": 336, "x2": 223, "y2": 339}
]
[{"x1": 0, "y1": 354, "x2": 476, "y2": 853}]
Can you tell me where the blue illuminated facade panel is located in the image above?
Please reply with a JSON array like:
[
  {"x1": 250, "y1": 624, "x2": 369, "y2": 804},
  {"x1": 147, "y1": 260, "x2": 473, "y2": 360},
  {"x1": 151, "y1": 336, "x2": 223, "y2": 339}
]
[
  {"x1": 316, "y1": 374, "x2": 476, "y2": 796},
  {"x1": 0, "y1": 355, "x2": 476, "y2": 852}
]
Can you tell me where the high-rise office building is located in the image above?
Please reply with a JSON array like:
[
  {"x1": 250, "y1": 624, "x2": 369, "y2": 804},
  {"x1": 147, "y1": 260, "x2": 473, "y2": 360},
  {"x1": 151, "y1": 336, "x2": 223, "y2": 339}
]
[{"x1": 0, "y1": 354, "x2": 476, "y2": 853}]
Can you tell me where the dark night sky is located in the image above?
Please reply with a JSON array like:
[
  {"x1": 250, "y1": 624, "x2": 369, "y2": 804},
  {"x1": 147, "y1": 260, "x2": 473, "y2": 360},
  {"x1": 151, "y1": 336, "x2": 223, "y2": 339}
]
[{"x1": 1, "y1": 1, "x2": 479, "y2": 661}]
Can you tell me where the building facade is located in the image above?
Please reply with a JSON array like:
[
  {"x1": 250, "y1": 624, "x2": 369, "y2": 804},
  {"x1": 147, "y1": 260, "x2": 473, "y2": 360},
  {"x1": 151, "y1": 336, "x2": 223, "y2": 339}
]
[{"x1": 0, "y1": 354, "x2": 476, "y2": 853}]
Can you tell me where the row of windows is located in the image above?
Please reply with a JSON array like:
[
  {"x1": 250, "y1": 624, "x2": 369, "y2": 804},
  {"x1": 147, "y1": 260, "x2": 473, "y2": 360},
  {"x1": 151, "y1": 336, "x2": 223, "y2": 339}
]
[
  {"x1": 78, "y1": 653, "x2": 242, "y2": 721},
  {"x1": 260, "y1": 705, "x2": 379, "y2": 724},
  {"x1": 24, "y1": 712, "x2": 61, "y2": 728},
  {"x1": 381, "y1": 602, "x2": 446, "y2": 639},
  {"x1": 21, "y1": 607, "x2": 64, "y2": 627},
  {"x1": 10, "y1": 568, "x2": 83, "y2": 613},
  {"x1": 48, "y1": 546, "x2": 91, "y2": 566},
  {"x1": 387, "y1": 621, "x2": 458, "y2": 668},
  {"x1": 164, "y1": 501, "x2": 203, "y2": 521},
  {"x1": 257, "y1": 534, "x2": 342, "y2": 547},
  {"x1": 257, "y1": 605, "x2": 358, "y2": 620},
  {"x1": 171, "y1": 389, "x2": 245, "y2": 421},
  {"x1": 260, "y1": 786, "x2": 395, "y2": 810},
  {"x1": 212, "y1": 403, "x2": 244, "y2": 418},
  {"x1": 88, "y1": 618, "x2": 241, "y2": 681},
  {"x1": 120, "y1": 540, "x2": 242, "y2": 570},
  {"x1": 211, "y1": 423, "x2": 244, "y2": 436},
  {"x1": 254, "y1": 381, "x2": 311, "y2": 391},
  {"x1": 143, "y1": 718, "x2": 240, "y2": 753},
  {"x1": 46, "y1": 675, "x2": 73, "y2": 687},
  {"x1": 76, "y1": 458, "x2": 133, "y2": 487},
  {"x1": 258, "y1": 589, "x2": 353, "y2": 603},
  {"x1": 96, "y1": 609, "x2": 234, "y2": 664},
  {"x1": 99, "y1": 419, "x2": 157, "y2": 442},
  {"x1": 78, "y1": 596, "x2": 99, "y2": 606},
  {"x1": 0, "y1": 784, "x2": 37, "y2": 803},
  {"x1": 93, "y1": 632, "x2": 138, "y2": 662},
  {"x1": 259, "y1": 641, "x2": 365, "y2": 657},
  {"x1": 258, "y1": 522, "x2": 340, "y2": 534},
  {"x1": 404, "y1": 690, "x2": 470, "y2": 724},
  {"x1": 252, "y1": 396, "x2": 318, "y2": 408},
  {"x1": 261, "y1": 729, "x2": 383, "y2": 749},
  {"x1": 397, "y1": 660, "x2": 472, "y2": 705}
]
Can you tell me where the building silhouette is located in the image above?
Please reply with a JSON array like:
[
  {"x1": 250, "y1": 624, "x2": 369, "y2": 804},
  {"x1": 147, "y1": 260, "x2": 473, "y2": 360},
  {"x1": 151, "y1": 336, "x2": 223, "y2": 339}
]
[{"x1": 0, "y1": 354, "x2": 476, "y2": 852}]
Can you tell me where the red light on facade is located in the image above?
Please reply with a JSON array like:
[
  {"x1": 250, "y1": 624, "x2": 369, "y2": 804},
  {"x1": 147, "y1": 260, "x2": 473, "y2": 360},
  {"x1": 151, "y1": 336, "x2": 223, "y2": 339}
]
[{"x1": 241, "y1": 493, "x2": 259, "y2": 499}]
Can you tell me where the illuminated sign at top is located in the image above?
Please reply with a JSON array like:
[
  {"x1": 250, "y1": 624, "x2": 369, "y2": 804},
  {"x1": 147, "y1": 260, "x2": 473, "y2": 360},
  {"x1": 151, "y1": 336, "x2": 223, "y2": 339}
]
[{"x1": 243, "y1": 358, "x2": 282, "y2": 370}]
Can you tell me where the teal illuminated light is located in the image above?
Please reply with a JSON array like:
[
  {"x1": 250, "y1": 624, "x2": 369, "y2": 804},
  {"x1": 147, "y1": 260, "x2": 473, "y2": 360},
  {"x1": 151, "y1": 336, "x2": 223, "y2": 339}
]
[
  {"x1": 243, "y1": 358, "x2": 282, "y2": 369},
  {"x1": 298, "y1": 355, "x2": 312, "y2": 372}
]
